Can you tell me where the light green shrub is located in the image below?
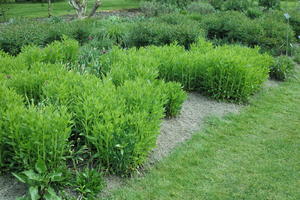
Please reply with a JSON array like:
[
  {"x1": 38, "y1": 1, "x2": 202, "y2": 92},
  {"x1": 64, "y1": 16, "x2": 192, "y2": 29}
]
[
  {"x1": 186, "y1": 2, "x2": 216, "y2": 15},
  {"x1": 102, "y1": 40, "x2": 273, "y2": 102}
]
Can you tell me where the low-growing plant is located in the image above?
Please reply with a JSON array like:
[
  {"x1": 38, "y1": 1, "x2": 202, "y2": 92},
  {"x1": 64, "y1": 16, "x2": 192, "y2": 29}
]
[
  {"x1": 186, "y1": 1, "x2": 216, "y2": 15},
  {"x1": 13, "y1": 160, "x2": 65, "y2": 200},
  {"x1": 125, "y1": 21, "x2": 203, "y2": 48},
  {"x1": 140, "y1": 1, "x2": 180, "y2": 17},
  {"x1": 222, "y1": 0, "x2": 252, "y2": 12},
  {"x1": 72, "y1": 168, "x2": 105, "y2": 200},
  {"x1": 258, "y1": 0, "x2": 280, "y2": 9},
  {"x1": 270, "y1": 56, "x2": 295, "y2": 81}
]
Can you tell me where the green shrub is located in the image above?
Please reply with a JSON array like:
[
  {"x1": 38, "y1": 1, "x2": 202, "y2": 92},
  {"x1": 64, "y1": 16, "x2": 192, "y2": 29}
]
[
  {"x1": 186, "y1": 2, "x2": 216, "y2": 14},
  {"x1": 246, "y1": 6, "x2": 263, "y2": 19},
  {"x1": 292, "y1": 45, "x2": 300, "y2": 63},
  {"x1": 222, "y1": 0, "x2": 252, "y2": 12},
  {"x1": 258, "y1": 0, "x2": 280, "y2": 9},
  {"x1": 202, "y1": 11, "x2": 264, "y2": 47},
  {"x1": 125, "y1": 21, "x2": 204, "y2": 48},
  {"x1": 102, "y1": 39, "x2": 273, "y2": 102},
  {"x1": 1, "y1": 101, "x2": 71, "y2": 171},
  {"x1": 140, "y1": 1, "x2": 179, "y2": 17},
  {"x1": 202, "y1": 11, "x2": 295, "y2": 55},
  {"x1": 0, "y1": 55, "x2": 26, "y2": 75},
  {"x1": 258, "y1": 16, "x2": 295, "y2": 55},
  {"x1": 159, "y1": 81, "x2": 187, "y2": 117},
  {"x1": 208, "y1": 0, "x2": 224, "y2": 9},
  {"x1": 19, "y1": 37, "x2": 79, "y2": 65},
  {"x1": 270, "y1": 56, "x2": 295, "y2": 81},
  {"x1": 152, "y1": 0, "x2": 195, "y2": 8},
  {"x1": 288, "y1": 9, "x2": 300, "y2": 38}
]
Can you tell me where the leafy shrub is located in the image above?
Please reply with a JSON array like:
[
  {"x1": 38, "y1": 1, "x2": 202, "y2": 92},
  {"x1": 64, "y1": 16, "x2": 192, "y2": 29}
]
[
  {"x1": 202, "y1": 11, "x2": 264, "y2": 47},
  {"x1": 258, "y1": 0, "x2": 280, "y2": 9},
  {"x1": 208, "y1": 0, "x2": 225, "y2": 9},
  {"x1": 270, "y1": 56, "x2": 295, "y2": 81},
  {"x1": 292, "y1": 45, "x2": 300, "y2": 63},
  {"x1": 222, "y1": 0, "x2": 252, "y2": 12},
  {"x1": 125, "y1": 21, "x2": 204, "y2": 48},
  {"x1": 140, "y1": 1, "x2": 179, "y2": 17},
  {"x1": 246, "y1": 6, "x2": 263, "y2": 19},
  {"x1": 0, "y1": 55, "x2": 26, "y2": 75},
  {"x1": 202, "y1": 11, "x2": 295, "y2": 55},
  {"x1": 0, "y1": 20, "x2": 92, "y2": 55},
  {"x1": 288, "y1": 9, "x2": 300, "y2": 38},
  {"x1": 102, "y1": 39, "x2": 273, "y2": 102},
  {"x1": 159, "y1": 81, "x2": 187, "y2": 117},
  {"x1": 152, "y1": 0, "x2": 194, "y2": 8},
  {"x1": 19, "y1": 37, "x2": 79, "y2": 65},
  {"x1": 186, "y1": 2, "x2": 216, "y2": 14},
  {"x1": 258, "y1": 16, "x2": 295, "y2": 55},
  {"x1": 0, "y1": 100, "x2": 71, "y2": 172}
]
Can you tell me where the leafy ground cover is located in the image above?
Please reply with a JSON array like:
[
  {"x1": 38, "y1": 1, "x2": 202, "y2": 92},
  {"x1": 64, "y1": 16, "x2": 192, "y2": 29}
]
[
  {"x1": 106, "y1": 67, "x2": 300, "y2": 200},
  {"x1": 2, "y1": 0, "x2": 139, "y2": 18}
]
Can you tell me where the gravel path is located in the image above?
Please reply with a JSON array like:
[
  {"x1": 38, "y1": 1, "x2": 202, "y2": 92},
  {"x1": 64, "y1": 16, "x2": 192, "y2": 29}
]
[{"x1": 0, "y1": 92, "x2": 243, "y2": 199}]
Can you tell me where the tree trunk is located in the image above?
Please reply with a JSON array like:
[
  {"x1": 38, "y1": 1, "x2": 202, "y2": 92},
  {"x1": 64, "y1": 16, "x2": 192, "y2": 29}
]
[
  {"x1": 88, "y1": 0, "x2": 101, "y2": 18},
  {"x1": 48, "y1": 0, "x2": 52, "y2": 18}
]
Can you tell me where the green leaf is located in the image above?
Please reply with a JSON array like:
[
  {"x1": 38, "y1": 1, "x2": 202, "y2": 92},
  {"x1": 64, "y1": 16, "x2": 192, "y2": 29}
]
[
  {"x1": 12, "y1": 173, "x2": 26, "y2": 183},
  {"x1": 44, "y1": 187, "x2": 61, "y2": 200},
  {"x1": 35, "y1": 159, "x2": 47, "y2": 174},
  {"x1": 49, "y1": 172, "x2": 63, "y2": 182},
  {"x1": 23, "y1": 170, "x2": 42, "y2": 182},
  {"x1": 29, "y1": 186, "x2": 40, "y2": 200}
]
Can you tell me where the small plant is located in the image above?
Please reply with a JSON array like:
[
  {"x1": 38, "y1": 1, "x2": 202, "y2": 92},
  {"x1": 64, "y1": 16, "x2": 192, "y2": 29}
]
[
  {"x1": 270, "y1": 56, "x2": 295, "y2": 81},
  {"x1": 72, "y1": 168, "x2": 105, "y2": 200},
  {"x1": 13, "y1": 159, "x2": 65, "y2": 200}
]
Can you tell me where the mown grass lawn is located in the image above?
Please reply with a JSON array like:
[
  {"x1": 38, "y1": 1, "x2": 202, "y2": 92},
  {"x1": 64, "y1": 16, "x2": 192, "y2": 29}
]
[
  {"x1": 106, "y1": 69, "x2": 300, "y2": 200},
  {"x1": 2, "y1": 0, "x2": 139, "y2": 18}
]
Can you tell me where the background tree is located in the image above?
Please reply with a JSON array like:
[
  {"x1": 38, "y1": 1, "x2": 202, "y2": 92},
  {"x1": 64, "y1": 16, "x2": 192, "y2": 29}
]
[{"x1": 69, "y1": 0, "x2": 101, "y2": 19}]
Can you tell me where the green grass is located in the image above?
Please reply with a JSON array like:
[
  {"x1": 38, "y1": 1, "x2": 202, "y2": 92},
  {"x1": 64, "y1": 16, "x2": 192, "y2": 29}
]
[
  {"x1": 281, "y1": 0, "x2": 299, "y2": 9},
  {"x1": 106, "y1": 69, "x2": 300, "y2": 200},
  {"x1": 2, "y1": 0, "x2": 140, "y2": 18}
]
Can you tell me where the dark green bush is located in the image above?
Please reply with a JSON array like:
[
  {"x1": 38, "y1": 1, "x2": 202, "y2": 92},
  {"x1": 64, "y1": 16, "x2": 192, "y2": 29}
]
[
  {"x1": 222, "y1": 0, "x2": 252, "y2": 12},
  {"x1": 246, "y1": 6, "x2": 263, "y2": 19},
  {"x1": 258, "y1": 0, "x2": 280, "y2": 9},
  {"x1": 186, "y1": 2, "x2": 216, "y2": 14},
  {"x1": 270, "y1": 56, "x2": 295, "y2": 81},
  {"x1": 140, "y1": 1, "x2": 179, "y2": 17},
  {"x1": 258, "y1": 16, "x2": 295, "y2": 55},
  {"x1": 202, "y1": 11, "x2": 295, "y2": 55},
  {"x1": 202, "y1": 11, "x2": 264, "y2": 47},
  {"x1": 125, "y1": 21, "x2": 204, "y2": 48},
  {"x1": 152, "y1": 0, "x2": 195, "y2": 8}
]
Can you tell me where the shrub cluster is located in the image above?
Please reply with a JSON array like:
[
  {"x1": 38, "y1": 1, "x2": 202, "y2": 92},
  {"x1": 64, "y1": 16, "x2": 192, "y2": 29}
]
[
  {"x1": 125, "y1": 21, "x2": 204, "y2": 49},
  {"x1": 100, "y1": 39, "x2": 273, "y2": 102},
  {"x1": 202, "y1": 11, "x2": 295, "y2": 55}
]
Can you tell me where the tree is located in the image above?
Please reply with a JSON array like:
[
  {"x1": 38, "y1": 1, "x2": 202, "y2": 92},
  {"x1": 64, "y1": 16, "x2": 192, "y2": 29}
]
[
  {"x1": 69, "y1": 0, "x2": 101, "y2": 19},
  {"x1": 0, "y1": 0, "x2": 13, "y2": 21}
]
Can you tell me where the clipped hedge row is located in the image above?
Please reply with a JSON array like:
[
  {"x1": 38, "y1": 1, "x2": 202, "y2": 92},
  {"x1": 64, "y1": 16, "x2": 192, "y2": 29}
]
[{"x1": 100, "y1": 39, "x2": 273, "y2": 102}]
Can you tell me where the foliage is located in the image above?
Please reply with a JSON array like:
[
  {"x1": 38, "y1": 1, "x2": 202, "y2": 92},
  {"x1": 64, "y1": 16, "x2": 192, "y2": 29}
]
[
  {"x1": 72, "y1": 168, "x2": 105, "y2": 200},
  {"x1": 202, "y1": 11, "x2": 264, "y2": 47},
  {"x1": 258, "y1": 0, "x2": 280, "y2": 9},
  {"x1": 202, "y1": 11, "x2": 295, "y2": 55},
  {"x1": 186, "y1": 1, "x2": 216, "y2": 15},
  {"x1": 140, "y1": 1, "x2": 179, "y2": 17},
  {"x1": 151, "y1": 0, "x2": 195, "y2": 8},
  {"x1": 13, "y1": 160, "x2": 65, "y2": 200},
  {"x1": 102, "y1": 39, "x2": 273, "y2": 102},
  {"x1": 270, "y1": 56, "x2": 295, "y2": 81},
  {"x1": 125, "y1": 21, "x2": 203, "y2": 49},
  {"x1": 222, "y1": 0, "x2": 252, "y2": 12}
]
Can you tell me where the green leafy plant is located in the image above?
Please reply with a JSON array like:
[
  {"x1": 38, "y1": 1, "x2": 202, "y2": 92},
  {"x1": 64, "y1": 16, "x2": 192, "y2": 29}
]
[
  {"x1": 13, "y1": 160, "x2": 64, "y2": 200},
  {"x1": 258, "y1": 0, "x2": 280, "y2": 9},
  {"x1": 72, "y1": 168, "x2": 105, "y2": 200},
  {"x1": 270, "y1": 56, "x2": 295, "y2": 81},
  {"x1": 186, "y1": 2, "x2": 216, "y2": 15}
]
